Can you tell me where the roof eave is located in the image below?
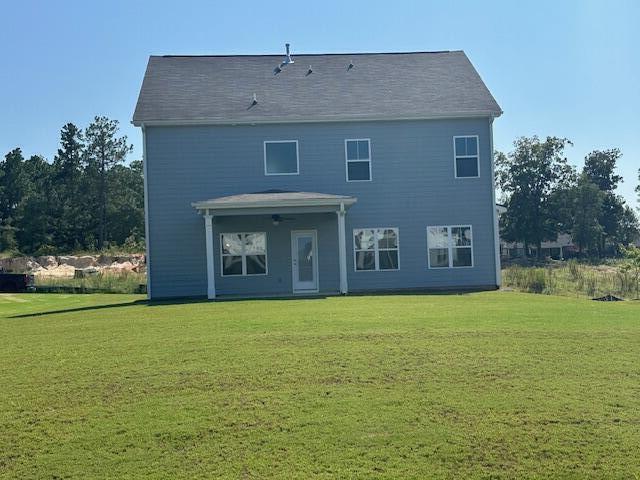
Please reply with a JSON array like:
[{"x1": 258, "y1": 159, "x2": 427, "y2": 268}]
[
  {"x1": 132, "y1": 111, "x2": 501, "y2": 128},
  {"x1": 192, "y1": 197, "x2": 357, "y2": 211}
]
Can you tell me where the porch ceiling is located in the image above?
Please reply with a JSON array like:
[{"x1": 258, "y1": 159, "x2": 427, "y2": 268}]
[{"x1": 192, "y1": 190, "x2": 357, "y2": 216}]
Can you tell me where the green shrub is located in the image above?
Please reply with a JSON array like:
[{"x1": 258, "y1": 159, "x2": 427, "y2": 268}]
[
  {"x1": 543, "y1": 268, "x2": 558, "y2": 295},
  {"x1": 502, "y1": 262, "x2": 633, "y2": 299},
  {"x1": 35, "y1": 271, "x2": 146, "y2": 294},
  {"x1": 503, "y1": 266, "x2": 550, "y2": 294},
  {"x1": 0, "y1": 225, "x2": 18, "y2": 253},
  {"x1": 620, "y1": 246, "x2": 640, "y2": 299},
  {"x1": 526, "y1": 269, "x2": 547, "y2": 294},
  {"x1": 567, "y1": 259, "x2": 582, "y2": 281},
  {"x1": 583, "y1": 273, "x2": 598, "y2": 297}
]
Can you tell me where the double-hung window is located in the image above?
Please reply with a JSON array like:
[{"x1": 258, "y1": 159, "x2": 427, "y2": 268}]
[
  {"x1": 220, "y1": 232, "x2": 267, "y2": 276},
  {"x1": 427, "y1": 225, "x2": 473, "y2": 268},
  {"x1": 345, "y1": 139, "x2": 371, "y2": 181},
  {"x1": 264, "y1": 141, "x2": 299, "y2": 175},
  {"x1": 454, "y1": 136, "x2": 479, "y2": 178},
  {"x1": 353, "y1": 228, "x2": 399, "y2": 271}
]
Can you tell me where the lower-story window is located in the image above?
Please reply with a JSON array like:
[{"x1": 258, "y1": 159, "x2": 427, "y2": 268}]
[
  {"x1": 220, "y1": 232, "x2": 267, "y2": 276},
  {"x1": 353, "y1": 228, "x2": 399, "y2": 271},
  {"x1": 427, "y1": 225, "x2": 473, "y2": 268}
]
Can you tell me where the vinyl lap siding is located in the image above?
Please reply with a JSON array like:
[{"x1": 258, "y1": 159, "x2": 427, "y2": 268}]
[
  {"x1": 145, "y1": 118, "x2": 497, "y2": 298},
  {"x1": 213, "y1": 214, "x2": 339, "y2": 296}
]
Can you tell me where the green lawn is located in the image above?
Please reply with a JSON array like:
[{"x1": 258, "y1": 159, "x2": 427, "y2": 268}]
[{"x1": 1, "y1": 292, "x2": 639, "y2": 479}]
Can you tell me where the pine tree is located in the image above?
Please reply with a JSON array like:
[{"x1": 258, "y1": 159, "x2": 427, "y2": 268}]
[
  {"x1": 52, "y1": 123, "x2": 87, "y2": 250},
  {"x1": 0, "y1": 149, "x2": 28, "y2": 251},
  {"x1": 84, "y1": 117, "x2": 133, "y2": 249},
  {"x1": 106, "y1": 160, "x2": 144, "y2": 246},
  {"x1": 16, "y1": 155, "x2": 56, "y2": 253}
]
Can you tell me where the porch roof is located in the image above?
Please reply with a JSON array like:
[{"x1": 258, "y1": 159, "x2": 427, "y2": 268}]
[{"x1": 192, "y1": 190, "x2": 357, "y2": 215}]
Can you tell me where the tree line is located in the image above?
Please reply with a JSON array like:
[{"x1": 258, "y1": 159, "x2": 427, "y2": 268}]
[
  {"x1": 0, "y1": 117, "x2": 143, "y2": 255},
  {"x1": 2, "y1": 126, "x2": 638, "y2": 259},
  {"x1": 496, "y1": 136, "x2": 640, "y2": 258}
]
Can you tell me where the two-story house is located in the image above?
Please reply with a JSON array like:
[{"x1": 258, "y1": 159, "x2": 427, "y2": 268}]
[{"x1": 132, "y1": 48, "x2": 502, "y2": 299}]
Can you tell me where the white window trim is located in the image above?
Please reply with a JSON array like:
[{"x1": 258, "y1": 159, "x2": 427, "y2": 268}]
[
  {"x1": 427, "y1": 225, "x2": 474, "y2": 269},
  {"x1": 263, "y1": 140, "x2": 300, "y2": 176},
  {"x1": 353, "y1": 227, "x2": 400, "y2": 272},
  {"x1": 453, "y1": 135, "x2": 480, "y2": 179},
  {"x1": 345, "y1": 138, "x2": 372, "y2": 182},
  {"x1": 220, "y1": 232, "x2": 268, "y2": 276}
]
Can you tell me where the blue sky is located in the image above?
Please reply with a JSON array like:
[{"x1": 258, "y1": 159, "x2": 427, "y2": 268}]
[{"x1": 1, "y1": 0, "x2": 638, "y2": 206}]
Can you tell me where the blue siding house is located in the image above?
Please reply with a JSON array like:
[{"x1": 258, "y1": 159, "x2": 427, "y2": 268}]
[{"x1": 133, "y1": 48, "x2": 502, "y2": 299}]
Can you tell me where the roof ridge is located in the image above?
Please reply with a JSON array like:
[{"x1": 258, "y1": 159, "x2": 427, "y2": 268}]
[
  {"x1": 156, "y1": 50, "x2": 459, "y2": 58},
  {"x1": 134, "y1": 50, "x2": 502, "y2": 125}
]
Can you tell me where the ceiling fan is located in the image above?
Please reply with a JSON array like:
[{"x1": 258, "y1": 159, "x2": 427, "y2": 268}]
[{"x1": 271, "y1": 214, "x2": 296, "y2": 226}]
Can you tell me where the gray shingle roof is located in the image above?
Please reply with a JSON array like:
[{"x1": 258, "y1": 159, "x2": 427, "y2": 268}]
[
  {"x1": 133, "y1": 51, "x2": 501, "y2": 126},
  {"x1": 192, "y1": 190, "x2": 357, "y2": 211}
]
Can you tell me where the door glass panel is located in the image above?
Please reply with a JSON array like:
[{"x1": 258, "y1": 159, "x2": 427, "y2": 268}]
[{"x1": 297, "y1": 236, "x2": 314, "y2": 282}]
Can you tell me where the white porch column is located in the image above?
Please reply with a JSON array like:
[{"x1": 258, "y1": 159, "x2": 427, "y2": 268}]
[
  {"x1": 204, "y1": 212, "x2": 216, "y2": 300},
  {"x1": 336, "y1": 203, "x2": 348, "y2": 294}
]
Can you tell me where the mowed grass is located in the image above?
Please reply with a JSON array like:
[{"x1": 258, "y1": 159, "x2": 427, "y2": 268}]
[{"x1": 1, "y1": 293, "x2": 639, "y2": 479}]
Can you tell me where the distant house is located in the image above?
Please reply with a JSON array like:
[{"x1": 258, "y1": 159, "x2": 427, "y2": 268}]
[
  {"x1": 501, "y1": 234, "x2": 576, "y2": 260},
  {"x1": 133, "y1": 47, "x2": 502, "y2": 299},
  {"x1": 495, "y1": 204, "x2": 577, "y2": 259}
]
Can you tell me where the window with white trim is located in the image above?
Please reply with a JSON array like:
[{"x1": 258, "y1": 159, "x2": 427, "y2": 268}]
[
  {"x1": 427, "y1": 225, "x2": 473, "y2": 268},
  {"x1": 264, "y1": 141, "x2": 299, "y2": 175},
  {"x1": 353, "y1": 228, "x2": 399, "y2": 271},
  {"x1": 220, "y1": 232, "x2": 267, "y2": 276},
  {"x1": 345, "y1": 139, "x2": 371, "y2": 181},
  {"x1": 454, "y1": 136, "x2": 479, "y2": 178}
]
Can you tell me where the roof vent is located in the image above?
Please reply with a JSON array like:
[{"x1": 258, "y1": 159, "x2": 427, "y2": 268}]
[
  {"x1": 347, "y1": 60, "x2": 354, "y2": 70},
  {"x1": 251, "y1": 93, "x2": 258, "y2": 105},
  {"x1": 306, "y1": 65, "x2": 313, "y2": 75},
  {"x1": 283, "y1": 43, "x2": 294, "y2": 65}
]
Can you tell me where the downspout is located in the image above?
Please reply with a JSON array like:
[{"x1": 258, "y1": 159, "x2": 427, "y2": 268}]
[
  {"x1": 141, "y1": 124, "x2": 152, "y2": 299},
  {"x1": 489, "y1": 116, "x2": 501, "y2": 287}
]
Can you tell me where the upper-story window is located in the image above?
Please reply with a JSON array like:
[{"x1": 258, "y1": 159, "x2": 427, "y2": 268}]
[
  {"x1": 264, "y1": 141, "x2": 299, "y2": 175},
  {"x1": 454, "y1": 136, "x2": 479, "y2": 178},
  {"x1": 345, "y1": 139, "x2": 372, "y2": 182}
]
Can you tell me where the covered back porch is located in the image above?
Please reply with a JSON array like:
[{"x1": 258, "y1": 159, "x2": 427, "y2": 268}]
[{"x1": 192, "y1": 191, "x2": 356, "y2": 299}]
